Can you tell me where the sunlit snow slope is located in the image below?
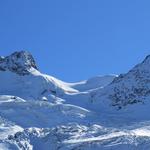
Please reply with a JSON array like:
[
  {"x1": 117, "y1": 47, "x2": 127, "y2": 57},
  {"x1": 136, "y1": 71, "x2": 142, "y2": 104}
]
[{"x1": 1, "y1": 51, "x2": 150, "y2": 150}]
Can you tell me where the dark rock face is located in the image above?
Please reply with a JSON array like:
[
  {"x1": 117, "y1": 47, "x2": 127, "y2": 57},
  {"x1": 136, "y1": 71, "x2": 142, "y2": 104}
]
[
  {"x1": 108, "y1": 55, "x2": 150, "y2": 108},
  {"x1": 0, "y1": 51, "x2": 38, "y2": 75}
]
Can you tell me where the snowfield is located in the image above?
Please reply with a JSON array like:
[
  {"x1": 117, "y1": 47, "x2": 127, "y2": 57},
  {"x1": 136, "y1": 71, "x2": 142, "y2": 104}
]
[{"x1": 1, "y1": 51, "x2": 150, "y2": 149}]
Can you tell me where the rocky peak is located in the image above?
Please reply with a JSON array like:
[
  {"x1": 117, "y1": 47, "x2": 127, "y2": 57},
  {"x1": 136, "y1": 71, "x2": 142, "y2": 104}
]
[
  {"x1": 106, "y1": 55, "x2": 150, "y2": 108},
  {"x1": 142, "y1": 55, "x2": 150, "y2": 64},
  {"x1": 0, "y1": 51, "x2": 38, "y2": 75}
]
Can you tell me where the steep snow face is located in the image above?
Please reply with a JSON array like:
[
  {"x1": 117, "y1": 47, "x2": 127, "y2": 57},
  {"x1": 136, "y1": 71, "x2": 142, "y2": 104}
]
[
  {"x1": 0, "y1": 51, "x2": 38, "y2": 75},
  {"x1": 0, "y1": 70, "x2": 78, "y2": 101}
]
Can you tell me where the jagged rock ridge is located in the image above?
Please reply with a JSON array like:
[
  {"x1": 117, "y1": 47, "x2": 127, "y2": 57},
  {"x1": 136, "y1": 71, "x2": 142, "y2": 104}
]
[
  {"x1": 0, "y1": 51, "x2": 38, "y2": 75},
  {"x1": 104, "y1": 55, "x2": 150, "y2": 108}
]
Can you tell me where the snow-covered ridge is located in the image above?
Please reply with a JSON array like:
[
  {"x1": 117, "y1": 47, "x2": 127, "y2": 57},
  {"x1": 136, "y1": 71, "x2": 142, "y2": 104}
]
[
  {"x1": 1, "y1": 51, "x2": 150, "y2": 150},
  {"x1": 101, "y1": 55, "x2": 150, "y2": 109},
  {"x1": 0, "y1": 51, "x2": 116, "y2": 101},
  {"x1": 68, "y1": 75, "x2": 117, "y2": 92}
]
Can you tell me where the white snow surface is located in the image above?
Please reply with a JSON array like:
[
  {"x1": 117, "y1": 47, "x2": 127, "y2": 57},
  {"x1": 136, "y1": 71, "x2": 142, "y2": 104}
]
[{"x1": 1, "y1": 52, "x2": 150, "y2": 150}]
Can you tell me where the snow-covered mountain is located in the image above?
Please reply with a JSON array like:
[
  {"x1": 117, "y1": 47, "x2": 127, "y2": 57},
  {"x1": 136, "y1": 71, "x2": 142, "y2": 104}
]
[
  {"x1": 1, "y1": 51, "x2": 150, "y2": 150},
  {"x1": 90, "y1": 55, "x2": 150, "y2": 110}
]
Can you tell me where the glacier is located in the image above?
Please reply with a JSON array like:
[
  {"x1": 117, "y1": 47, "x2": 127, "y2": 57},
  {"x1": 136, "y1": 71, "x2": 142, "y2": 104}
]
[{"x1": 0, "y1": 51, "x2": 150, "y2": 149}]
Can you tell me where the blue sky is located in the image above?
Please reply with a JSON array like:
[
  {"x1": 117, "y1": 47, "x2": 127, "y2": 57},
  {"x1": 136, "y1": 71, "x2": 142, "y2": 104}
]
[{"x1": 0, "y1": 0, "x2": 150, "y2": 81}]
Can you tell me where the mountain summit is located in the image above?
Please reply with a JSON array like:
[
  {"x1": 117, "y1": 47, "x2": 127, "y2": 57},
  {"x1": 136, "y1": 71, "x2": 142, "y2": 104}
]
[
  {"x1": 142, "y1": 54, "x2": 150, "y2": 65},
  {"x1": 95, "y1": 55, "x2": 150, "y2": 109},
  {"x1": 0, "y1": 51, "x2": 38, "y2": 75}
]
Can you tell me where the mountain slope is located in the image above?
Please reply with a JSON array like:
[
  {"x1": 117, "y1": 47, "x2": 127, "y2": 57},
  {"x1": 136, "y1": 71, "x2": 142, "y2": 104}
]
[
  {"x1": 91, "y1": 55, "x2": 150, "y2": 110},
  {"x1": 1, "y1": 51, "x2": 150, "y2": 150},
  {"x1": 68, "y1": 75, "x2": 117, "y2": 92}
]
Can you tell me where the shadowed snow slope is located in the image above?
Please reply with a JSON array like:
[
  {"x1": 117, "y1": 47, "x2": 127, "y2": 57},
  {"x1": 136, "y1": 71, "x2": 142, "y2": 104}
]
[{"x1": 1, "y1": 51, "x2": 150, "y2": 150}]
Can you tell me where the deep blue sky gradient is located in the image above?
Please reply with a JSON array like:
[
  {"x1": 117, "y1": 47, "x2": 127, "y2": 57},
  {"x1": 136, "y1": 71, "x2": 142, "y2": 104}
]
[{"x1": 0, "y1": 0, "x2": 150, "y2": 81}]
